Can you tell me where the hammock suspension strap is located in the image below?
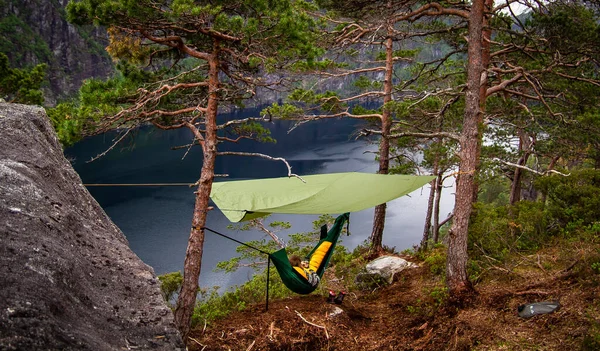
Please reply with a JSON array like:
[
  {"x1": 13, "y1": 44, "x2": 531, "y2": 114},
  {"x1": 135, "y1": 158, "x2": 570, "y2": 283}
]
[{"x1": 201, "y1": 227, "x2": 270, "y2": 255}]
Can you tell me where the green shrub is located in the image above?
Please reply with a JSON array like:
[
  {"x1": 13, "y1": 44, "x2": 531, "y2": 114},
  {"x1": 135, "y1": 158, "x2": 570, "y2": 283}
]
[
  {"x1": 157, "y1": 271, "x2": 183, "y2": 306},
  {"x1": 419, "y1": 244, "x2": 447, "y2": 277},
  {"x1": 468, "y1": 203, "x2": 511, "y2": 261},
  {"x1": 469, "y1": 201, "x2": 548, "y2": 261},
  {"x1": 591, "y1": 262, "x2": 600, "y2": 274},
  {"x1": 428, "y1": 285, "x2": 449, "y2": 307},
  {"x1": 0, "y1": 52, "x2": 46, "y2": 105},
  {"x1": 582, "y1": 318, "x2": 600, "y2": 350},
  {"x1": 478, "y1": 176, "x2": 510, "y2": 206},
  {"x1": 467, "y1": 259, "x2": 483, "y2": 284},
  {"x1": 511, "y1": 200, "x2": 548, "y2": 250},
  {"x1": 536, "y1": 169, "x2": 600, "y2": 229},
  {"x1": 404, "y1": 284, "x2": 448, "y2": 317},
  {"x1": 191, "y1": 267, "x2": 297, "y2": 326}
]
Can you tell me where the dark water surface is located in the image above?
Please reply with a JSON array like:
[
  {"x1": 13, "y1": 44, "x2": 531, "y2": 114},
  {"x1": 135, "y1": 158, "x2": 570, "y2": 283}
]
[{"x1": 66, "y1": 110, "x2": 454, "y2": 291}]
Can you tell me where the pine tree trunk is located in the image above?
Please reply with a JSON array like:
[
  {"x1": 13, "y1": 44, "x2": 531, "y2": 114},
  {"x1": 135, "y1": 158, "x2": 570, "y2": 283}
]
[
  {"x1": 371, "y1": 203, "x2": 386, "y2": 250},
  {"x1": 471, "y1": 0, "x2": 493, "y2": 201},
  {"x1": 421, "y1": 159, "x2": 439, "y2": 251},
  {"x1": 446, "y1": 0, "x2": 485, "y2": 297},
  {"x1": 432, "y1": 173, "x2": 444, "y2": 243},
  {"x1": 370, "y1": 18, "x2": 393, "y2": 252},
  {"x1": 174, "y1": 50, "x2": 220, "y2": 343},
  {"x1": 509, "y1": 130, "x2": 532, "y2": 205},
  {"x1": 420, "y1": 180, "x2": 435, "y2": 251}
]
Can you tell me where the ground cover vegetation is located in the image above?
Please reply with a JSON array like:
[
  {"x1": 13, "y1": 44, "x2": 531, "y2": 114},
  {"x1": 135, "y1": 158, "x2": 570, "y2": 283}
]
[{"x1": 20, "y1": 0, "x2": 600, "y2": 347}]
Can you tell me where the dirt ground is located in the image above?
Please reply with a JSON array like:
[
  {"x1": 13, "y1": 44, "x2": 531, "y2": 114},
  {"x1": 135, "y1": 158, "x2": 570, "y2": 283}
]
[{"x1": 188, "y1": 249, "x2": 600, "y2": 351}]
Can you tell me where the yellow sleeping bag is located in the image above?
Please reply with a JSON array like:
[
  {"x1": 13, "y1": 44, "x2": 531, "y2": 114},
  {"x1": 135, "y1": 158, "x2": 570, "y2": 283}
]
[{"x1": 293, "y1": 241, "x2": 332, "y2": 279}]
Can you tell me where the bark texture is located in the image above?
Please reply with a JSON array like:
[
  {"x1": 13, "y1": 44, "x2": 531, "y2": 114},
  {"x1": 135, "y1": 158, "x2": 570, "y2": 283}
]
[
  {"x1": 370, "y1": 20, "x2": 394, "y2": 252},
  {"x1": 446, "y1": 0, "x2": 485, "y2": 296},
  {"x1": 173, "y1": 50, "x2": 220, "y2": 341},
  {"x1": 421, "y1": 178, "x2": 436, "y2": 251},
  {"x1": 509, "y1": 130, "x2": 533, "y2": 205},
  {"x1": 432, "y1": 173, "x2": 444, "y2": 243}
]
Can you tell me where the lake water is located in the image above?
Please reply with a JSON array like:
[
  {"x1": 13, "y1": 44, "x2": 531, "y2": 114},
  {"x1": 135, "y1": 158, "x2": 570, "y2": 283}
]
[{"x1": 66, "y1": 110, "x2": 455, "y2": 291}]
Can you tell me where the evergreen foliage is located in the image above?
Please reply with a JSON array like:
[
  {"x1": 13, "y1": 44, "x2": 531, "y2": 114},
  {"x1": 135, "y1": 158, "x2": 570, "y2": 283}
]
[
  {"x1": 0, "y1": 53, "x2": 46, "y2": 105},
  {"x1": 0, "y1": 13, "x2": 53, "y2": 64},
  {"x1": 55, "y1": 0, "x2": 324, "y2": 143},
  {"x1": 62, "y1": 0, "x2": 324, "y2": 339},
  {"x1": 158, "y1": 271, "x2": 184, "y2": 304},
  {"x1": 537, "y1": 169, "x2": 600, "y2": 228}
]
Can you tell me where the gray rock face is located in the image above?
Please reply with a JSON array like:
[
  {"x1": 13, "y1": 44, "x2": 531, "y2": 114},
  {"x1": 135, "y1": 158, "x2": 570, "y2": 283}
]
[{"x1": 0, "y1": 103, "x2": 183, "y2": 350}]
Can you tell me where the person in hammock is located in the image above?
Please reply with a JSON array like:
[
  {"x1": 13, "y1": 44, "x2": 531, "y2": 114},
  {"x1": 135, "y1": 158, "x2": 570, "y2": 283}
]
[{"x1": 289, "y1": 254, "x2": 320, "y2": 287}]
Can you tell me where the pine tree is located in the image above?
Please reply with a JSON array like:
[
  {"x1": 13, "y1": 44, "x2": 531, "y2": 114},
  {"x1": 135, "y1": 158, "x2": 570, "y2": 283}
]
[{"x1": 65, "y1": 0, "x2": 322, "y2": 342}]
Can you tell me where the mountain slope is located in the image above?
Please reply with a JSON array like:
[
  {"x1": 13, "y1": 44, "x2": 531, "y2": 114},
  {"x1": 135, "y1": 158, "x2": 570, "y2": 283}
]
[{"x1": 0, "y1": 0, "x2": 113, "y2": 105}]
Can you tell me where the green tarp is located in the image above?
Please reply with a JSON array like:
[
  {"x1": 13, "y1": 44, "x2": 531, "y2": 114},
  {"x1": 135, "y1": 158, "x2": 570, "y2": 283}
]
[{"x1": 210, "y1": 172, "x2": 435, "y2": 222}]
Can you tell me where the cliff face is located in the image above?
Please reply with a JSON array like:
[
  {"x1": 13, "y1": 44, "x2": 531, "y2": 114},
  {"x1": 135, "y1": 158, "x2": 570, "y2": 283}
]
[
  {"x1": 0, "y1": 0, "x2": 113, "y2": 105},
  {"x1": 0, "y1": 102, "x2": 182, "y2": 350}
]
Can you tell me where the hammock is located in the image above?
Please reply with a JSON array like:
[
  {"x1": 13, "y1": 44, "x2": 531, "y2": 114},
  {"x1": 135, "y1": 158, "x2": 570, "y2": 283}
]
[{"x1": 269, "y1": 212, "x2": 349, "y2": 294}]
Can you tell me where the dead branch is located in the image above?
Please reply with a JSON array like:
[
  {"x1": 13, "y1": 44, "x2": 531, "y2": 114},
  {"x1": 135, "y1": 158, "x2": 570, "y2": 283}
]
[
  {"x1": 554, "y1": 71, "x2": 600, "y2": 88},
  {"x1": 188, "y1": 336, "x2": 206, "y2": 350},
  {"x1": 140, "y1": 30, "x2": 211, "y2": 60},
  {"x1": 287, "y1": 110, "x2": 383, "y2": 134},
  {"x1": 184, "y1": 121, "x2": 206, "y2": 151},
  {"x1": 216, "y1": 151, "x2": 305, "y2": 182},
  {"x1": 492, "y1": 158, "x2": 570, "y2": 176},
  {"x1": 322, "y1": 91, "x2": 386, "y2": 103},
  {"x1": 438, "y1": 213, "x2": 454, "y2": 227},
  {"x1": 218, "y1": 116, "x2": 270, "y2": 129},
  {"x1": 87, "y1": 128, "x2": 133, "y2": 163},
  {"x1": 536, "y1": 254, "x2": 547, "y2": 273},
  {"x1": 360, "y1": 129, "x2": 460, "y2": 141},
  {"x1": 393, "y1": 2, "x2": 469, "y2": 22},
  {"x1": 485, "y1": 71, "x2": 524, "y2": 97},
  {"x1": 493, "y1": 0, "x2": 527, "y2": 15},
  {"x1": 268, "y1": 321, "x2": 276, "y2": 341},
  {"x1": 513, "y1": 290, "x2": 551, "y2": 296},
  {"x1": 181, "y1": 136, "x2": 197, "y2": 161},
  {"x1": 308, "y1": 67, "x2": 385, "y2": 78},
  {"x1": 252, "y1": 219, "x2": 285, "y2": 249},
  {"x1": 295, "y1": 310, "x2": 329, "y2": 339}
]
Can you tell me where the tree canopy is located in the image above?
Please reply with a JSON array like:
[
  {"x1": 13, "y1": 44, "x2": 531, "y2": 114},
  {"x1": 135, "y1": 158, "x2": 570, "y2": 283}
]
[
  {"x1": 64, "y1": 0, "x2": 324, "y2": 343},
  {"x1": 0, "y1": 52, "x2": 46, "y2": 105}
]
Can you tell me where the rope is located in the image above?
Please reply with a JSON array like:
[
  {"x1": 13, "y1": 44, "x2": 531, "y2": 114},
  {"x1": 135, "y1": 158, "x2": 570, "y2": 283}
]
[
  {"x1": 201, "y1": 226, "x2": 271, "y2": 256},
  {"x1": 83, "y1": 183, "x2": 195, "y2": 187}
]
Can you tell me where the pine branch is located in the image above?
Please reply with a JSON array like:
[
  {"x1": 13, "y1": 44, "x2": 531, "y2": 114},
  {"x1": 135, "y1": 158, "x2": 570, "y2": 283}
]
[
  {"x1": 216, "y1": 151, "x2": 305, "y2": 182},
  {"x1": 492, "y1": 158, "x2": 570, "y2": 176}
]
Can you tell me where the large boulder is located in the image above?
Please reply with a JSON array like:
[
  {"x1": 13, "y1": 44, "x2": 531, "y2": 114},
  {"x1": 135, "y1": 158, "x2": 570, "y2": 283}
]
[
  {"x1": 355, "y1": 255, "x2": 418, "y2": 289},
  {"x1": 0, "y1": 103, "x2": 183, "y2": 350}
]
